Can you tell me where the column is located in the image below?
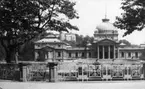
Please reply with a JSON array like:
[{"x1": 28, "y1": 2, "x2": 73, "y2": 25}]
[
  {"x1": 45, "y1": 52, "x2": 47, "y2": 59},
  {"x1": 118, "y1": 48, "x2": 119, "y2": 59},
  {"x1": 48, "y1": 63, "x2": 58, "y2": 82},
  {"x1": 103, "y1": 46, "x2": 104, "y2": 59},
  {"x1": 97, "y1": 46, "x2": 99, "y2": 59},
  {"x1": 108, "y1": 45, "x2": 110, "y2": 59},
  {"x1": 114, "y1": 46, "x2": 115, "y2": 59},
  {"x1": 62, "y1": 50, "x2": 64, "y2": 60},
  {"x1": 53, "y1": 50, "x2": 56, "y2": 62},
  {"x1": 34, "y1": 51, "x2": 38, "y2": 61}
]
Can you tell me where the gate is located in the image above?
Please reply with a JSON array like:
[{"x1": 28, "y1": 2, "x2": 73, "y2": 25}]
[
  {"x1": 88, "y1": 64, "x2": 101, "y2": 78},
  {"x1": 131, "y1": 65, "x2": 141, "y2": 79},
  {"x1": 102, "y1": 65, "x2": 112, "y2": 80},
  {"x1": 112, "y1": 65, "x2": 124, "y2": 79},
  {"x1": 77, "y1": 64, "x2": 89, "y2": 81},
  {"x1": 124, "y1": 65, "x2": 132, "y2": 80},
  {"x1": 25, "y1": 63, "x2": 48, "y2": 81},
  {"x1": 57, "y1": 62, "x2": 78, "y2": 81}
]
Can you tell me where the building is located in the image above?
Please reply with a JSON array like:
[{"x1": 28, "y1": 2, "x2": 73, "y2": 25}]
[
  {"x1": 34, "y1": 18, "x2": 145, "y2": 80},
  {"x1": 34, "y1": 18, "x2": 144, "y2": 62},
  {"x1": 59, "y1": 32, "x2": 76, "y2": 42}
]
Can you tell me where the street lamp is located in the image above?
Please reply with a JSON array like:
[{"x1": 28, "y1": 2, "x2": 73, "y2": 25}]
[{"x1": 85, "y1": 42, "x2": 91, "y2": 58}]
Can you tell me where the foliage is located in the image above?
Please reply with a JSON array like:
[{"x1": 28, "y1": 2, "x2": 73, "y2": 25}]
[
  {"x1": 114, "y1": 0, "x2": 145, "y2": 36},
  {"x1": 140, "y1": 49, "x2": 145, "y2": 61},
  {"x1": 119, "y1": 39, "x2": 131, "y2": 46},
  {"x1": 19, "y1": 42, "x2": 35, "y2": 61},
  {"x1": 0, "y1": 0, "x2": 79, "y2": 63},
  {"x1": 76, "y1": 34, "x2": 94, "y2": 47}
]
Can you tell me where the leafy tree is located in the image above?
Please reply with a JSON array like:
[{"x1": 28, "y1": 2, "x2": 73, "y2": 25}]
[
  {"x1": 0, "y1": 0, "x2": 79, "y2": 63},
  {"x1": 114, "y1": 0, "x2": 145, "y2": 36},
  {"x1": 19, "y1": 42, "x2": 35, "y2": 61},
  {"x1": 140, "y1": 49, "x2": 145, "y2": 61},
  {"x1": 119, "y1": 39, "x2": 131, "y2": 46},
  {"x1": 76, "y1": 35, "x2": 94, "y2": 47}
]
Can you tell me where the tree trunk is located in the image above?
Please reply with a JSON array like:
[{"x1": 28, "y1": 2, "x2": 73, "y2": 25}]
[{"x1": 5, "y1": 47, "x2": 16, "y2": 63}]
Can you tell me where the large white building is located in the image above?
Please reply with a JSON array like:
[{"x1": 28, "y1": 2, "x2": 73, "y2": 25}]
[
  {"x1": 34, "y1": 18, "x2": 144, "y2": 62},
  {"x1": 34, "y1": 17, "x2": 145, "y2": 80}
]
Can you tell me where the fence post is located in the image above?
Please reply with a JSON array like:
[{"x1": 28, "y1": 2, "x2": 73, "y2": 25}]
[
  {"x1": 22, "y1": 66, "x2": 27, "y2": 82},
  {"x1": 48, "y1": 62, "x2": 58, "y2": 82},
  {"x1": 19, "y1": 63, "x2": 28, "y2": 82},
  {"x1": 143, "y1": 63, "x2": 145, "y2": 79}
]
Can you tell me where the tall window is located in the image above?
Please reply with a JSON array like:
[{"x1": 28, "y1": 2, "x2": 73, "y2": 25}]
[
  {"x1": 121, "y1": 52, "x2": 124, "y2": 58},
  {"x1": 135, "y1": 52, "x2": 138, "y2": 58},
  {"x1": 89, "y1": 52, "x2": 91, "y2": 58},
  {"x1": 76, "y1": 52, "x2": 78, "y2": 58},
  {"x1": 82, "y1": 52, "x2": 85, "y2": 57},
  {"x1": 58, "y1": 52, "x2": 61, "y2": 57},
  {"x1": 69, "y1": 53, "x2": 71, "y2": 57},
  {"x1": 128, "y1": 52, "x2": 131, "y2": 57},
  {"x1": 58, "y1": 45, "x2": 61, "y2": 47}
]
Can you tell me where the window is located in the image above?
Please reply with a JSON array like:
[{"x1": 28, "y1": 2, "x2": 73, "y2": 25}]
[
  {"x1": 89, "y1": 52, "x2": 91, "y2": 58},
  {"x1": 128, "y1": 52, "x2": 131, "y2": 57},
  {"x1": 69, "y1": 53, "x2": 71, "y2": 57},
  {"x1": 135, "y1": 52, "x2": 138, "y2": 58},
  {"x1": 121, "y1": 52, "x2": 124, "y2": 57},
  {"x1": 82, "y1": 52, "x2": 85, "y2": 57},
  {"x1": 58, "y1": 45, "x2": 61, "y2": 47},
  {"x1": 37, "y1": 44, "x2": 40, "y2": 47},
  {"x1": 58, "y1": 52, "x2": 61, "y2": 57},
  {"x1": 76, "y1": 52, "x2": 78, "y2": 58}
]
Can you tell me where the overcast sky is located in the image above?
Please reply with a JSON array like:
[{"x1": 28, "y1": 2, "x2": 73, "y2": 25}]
[{"x1": 70, "y1": 0, "x2": 145, "y2": 45}]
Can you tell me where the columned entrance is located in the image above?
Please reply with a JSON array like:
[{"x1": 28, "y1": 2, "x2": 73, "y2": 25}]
[{"x1": 97, "y1": 45, "x2": 116, "y2": 59}]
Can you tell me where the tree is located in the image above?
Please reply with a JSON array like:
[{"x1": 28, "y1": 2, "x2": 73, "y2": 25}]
[
  {"x1": 114, "y1": 0, "x2": 145, "y2": 36},
  {"x1": 119, "y1": 39, "x2": 131, "y2": 46},
  {"x1": 140, "y1": 48, "x2": 145, "y2": 61},
  {"x1": 0, "y1": 0, "x2": 79, "y2": 63},
  {"x1": 77, "y1": 35, "x2": 94, "y2": 47}
]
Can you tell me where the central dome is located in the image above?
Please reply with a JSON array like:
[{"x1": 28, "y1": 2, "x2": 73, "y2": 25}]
[{"x1": 96, "y1": 18, "x2": 117, "y2": 31}]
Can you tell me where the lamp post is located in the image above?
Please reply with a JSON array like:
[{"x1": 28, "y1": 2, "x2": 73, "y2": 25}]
[{"x1": 85, "y1": 42, "x2": 91, "y2": 58}]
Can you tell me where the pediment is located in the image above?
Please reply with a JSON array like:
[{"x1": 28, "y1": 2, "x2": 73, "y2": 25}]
[
  {"x1": 96, "y1": 39, "x2": 118, "y2": 45},
  {"x1": 40, "y1": 46, "x2": 54, "y2": 52}
]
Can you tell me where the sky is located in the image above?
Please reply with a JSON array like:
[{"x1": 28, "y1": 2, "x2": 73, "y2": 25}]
[{"x1": 70, "y1": 0, "x2": 145, "y2": 45}]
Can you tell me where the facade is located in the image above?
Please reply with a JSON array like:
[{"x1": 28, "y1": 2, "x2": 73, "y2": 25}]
[
  {"x1": 34, "y1": 18, "x2": 145, "y2": 80},
  {"x1": 34, "y1": 18, "x2": 144, "y2": 62}
]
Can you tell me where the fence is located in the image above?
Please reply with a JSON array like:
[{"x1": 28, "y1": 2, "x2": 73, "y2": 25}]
[
  {"x1": 0, "y1": 62, "x2": 145, "y2": 82},
  {"x1": 56, "y1": 62, "x2": 145, "y2": 81},
  {"x1": 0, "y1": 64, "x2": 20, "y2": 81}
]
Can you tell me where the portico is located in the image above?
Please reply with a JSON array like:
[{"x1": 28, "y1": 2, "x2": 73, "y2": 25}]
[{"x1": 97, "y1": 45, "x2": 116, "y2": 59}]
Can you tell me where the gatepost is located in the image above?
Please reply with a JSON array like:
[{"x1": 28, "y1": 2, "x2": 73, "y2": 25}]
[
  {"x1": 47, "y1": 62, "x2": 58, "y2": 82},
  {"x1": 19, "y1": 63, "x2": 29, "y2": 82}
]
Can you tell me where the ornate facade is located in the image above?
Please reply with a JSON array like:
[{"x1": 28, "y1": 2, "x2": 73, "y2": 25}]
[
  {"x1": 34, "y1": 18, "x2": 144, "y2": 62},
  {"x1": 33, "y1": 18, "x2": 145, "y2": 80}
]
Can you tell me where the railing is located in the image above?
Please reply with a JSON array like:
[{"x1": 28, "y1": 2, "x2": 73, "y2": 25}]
[
  {"x1": 0, "y1": 64, "x2": 20, "y2": 81},
  {"x1": 0, "y1": 62, "x2": 145, "y2": 82}
]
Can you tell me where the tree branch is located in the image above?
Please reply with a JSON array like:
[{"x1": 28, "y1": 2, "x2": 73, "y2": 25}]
[{"x1": 40, "y1": 4, "x2": 55, "y2": 29}]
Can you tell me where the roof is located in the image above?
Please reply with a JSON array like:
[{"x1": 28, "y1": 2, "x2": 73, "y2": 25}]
[
  {"x1": 95, "y1": 39, "x2": 119, "y2": 44},
  {"x1": 119, "y1": 46, "x2": 144, "y2": 50},
  {"x1": 96, "y1": 19, "x2": 117, "y2": 31},
  {"x1": 66, "y1": 47, "x2": 90, "y2": 51},
  {"x1": 120, "y1": 42, "x2": 126, "y2": 46},
  {"x1": 35, "y1": 38, "x2": 65, "y2": 44}
]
